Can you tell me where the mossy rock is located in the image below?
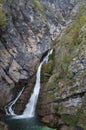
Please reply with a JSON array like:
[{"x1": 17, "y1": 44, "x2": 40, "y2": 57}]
[
  {"x1": 41, "y1": 60, "x2": 54, "y2": 82},
  {"x1": 33, "y1": 0, "x2": 47, "y2": 23},
  {"x1": 81, "y1": 94, "x2": 86, "y2": 110},
  {"x1": 46, "y1": 73, "x2": 59, "y2": 90},
  {"x1": 61, "y1": 114, "x2": 80, "y2": 127},
  {"x1": 41, "y1": 51, "x2": 55, "y2": 83},
  {"x1": 78, "y1": 112, "x2": 86, "y2": 129},
  {"x1": 0, "y1": 0, "x2": 6, "y2": 4},
  {"x1": 0, "y1": 3, "x2": 6, "y2": 26},
  {"x1": 33, "y1": 0, "x2": 45, "y2": 12}
]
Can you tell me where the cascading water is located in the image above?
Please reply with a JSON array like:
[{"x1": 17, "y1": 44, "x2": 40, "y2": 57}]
[
  {"x1": 5, "y1": 87, "x2": 25, "y2": 116},
  {"x1": 23, "y1": 49, "x2": 53, "y2": 118},
  {"x1": 5, "y1": 50, "x2": 53, "y2": 119},
  {"x1": 4, "y1": 50, "x2": 54, "y2": 130}
]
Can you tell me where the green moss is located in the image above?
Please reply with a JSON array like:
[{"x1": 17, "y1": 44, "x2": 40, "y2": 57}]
[
  {"x1": 0, "y1": 3, "x2": 6, "y2": 26},
  {"x1": 34, "y1": 0, "x2": 45, "y2": 12},
  {"x1": 0, "y1": 0, "x2": 6, "y2": 4},
  {"x1": 33, "y1": 0, "x2": 47, "y2": 23},
  {"x1": 83, "y1": 69, "x2": 86, "y2": 77},
  {"x1": 41, "y1": 61, "x2": 53, "y2": 83},
  {"x1": 61, "y1": 114, "x2": 80, "y2": 126},
  {"x1": 60, "y1": 112, "x2": 86, "y2": 130},
  {"x1": 77, "y1": 3, "x2": 86, "y2": 17},
  {"x1": 81, "y1": 94, "x2": 86, "y2": 109},
  {"x1": 41, "y1": 51, "x2": 55, "y2": 83},
  {"x1": 0, "y1": 10, "x2": 6, "y2": 26},
  {"x1": 78, "y1": 112, "x2": 86, "y2": 129}
]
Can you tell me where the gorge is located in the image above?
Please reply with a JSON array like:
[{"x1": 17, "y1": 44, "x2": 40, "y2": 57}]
[
  {"x1": 5, "y1": 50, "x2": 53, "y2": 118},
  {"x1": 0, "y1": 0, "x2": 86, "y2": 130},
  {"x1": 4, "y1": 50, "x2": 54, "y2": 130}
]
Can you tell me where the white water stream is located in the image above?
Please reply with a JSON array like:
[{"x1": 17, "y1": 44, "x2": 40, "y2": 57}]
[
  {"x1": 5, "y1": 50, "x2": 53, "y2": 118},
  {"x1": 5, "y1": 87, "x2": 25, "y2": 116}
]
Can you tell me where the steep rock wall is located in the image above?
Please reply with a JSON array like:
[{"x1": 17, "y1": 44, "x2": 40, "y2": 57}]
[{"x1": 37, "y1": 1, "x2": 86, "y2": 129}]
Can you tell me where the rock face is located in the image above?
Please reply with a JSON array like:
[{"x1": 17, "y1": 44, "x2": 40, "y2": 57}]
[
  {"x1": 0, "y1": 121, "x2": 8, "y2": 130},
  {"x1": 0, "y1": 0, "x2": 79, "y2": 114},
  {"x1": 37, "y1": 1, "x2": 86, "y2": 129}
]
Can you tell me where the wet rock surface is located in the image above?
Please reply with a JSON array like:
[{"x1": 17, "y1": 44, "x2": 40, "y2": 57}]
[{"x1": 0, "y1": 121, "x2": 8, "y2": 130}]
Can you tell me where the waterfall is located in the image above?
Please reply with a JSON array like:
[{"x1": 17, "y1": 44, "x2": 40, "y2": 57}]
[
  {"x1": 5, "y1": 50, "x2": 53, "y2": 118},
  {"x1": 23, "y1": 49, "x2": 53, "y2": 118},
  {"x1": 22, "y1": 62, "x2": 42, "y2": 117},
  {"x1": 5, "y1": 87, "x2": 25, "y2": 115}
]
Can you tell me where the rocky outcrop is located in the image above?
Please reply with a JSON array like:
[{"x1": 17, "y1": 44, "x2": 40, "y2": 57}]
[{"x1": 37, "y1": 1, "x2": 86, "y2": 130}]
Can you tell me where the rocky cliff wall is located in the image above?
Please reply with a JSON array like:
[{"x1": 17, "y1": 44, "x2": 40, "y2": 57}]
[
  {"x1": 37, "y1": 1, "x2": 86, "y2": 129},
  {"x1": 0, "y1": 0, "x2": 79, "y2": 115}
]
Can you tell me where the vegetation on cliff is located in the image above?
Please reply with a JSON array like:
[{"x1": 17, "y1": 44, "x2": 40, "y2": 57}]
[
  {"x1": 34, "y1": 0, "x2": 45, "y2": 11},
  {"x1": 39, "y1": 2, "x2": 86, "y2": 130},
  {"x1": 0, "y1": 1, "x2": 6, "y2": 26}
]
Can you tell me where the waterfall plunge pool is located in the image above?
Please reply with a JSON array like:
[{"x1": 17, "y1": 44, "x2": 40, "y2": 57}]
[{"x1": 4, "y1": 117, "x2": 55, "y2": 130}]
